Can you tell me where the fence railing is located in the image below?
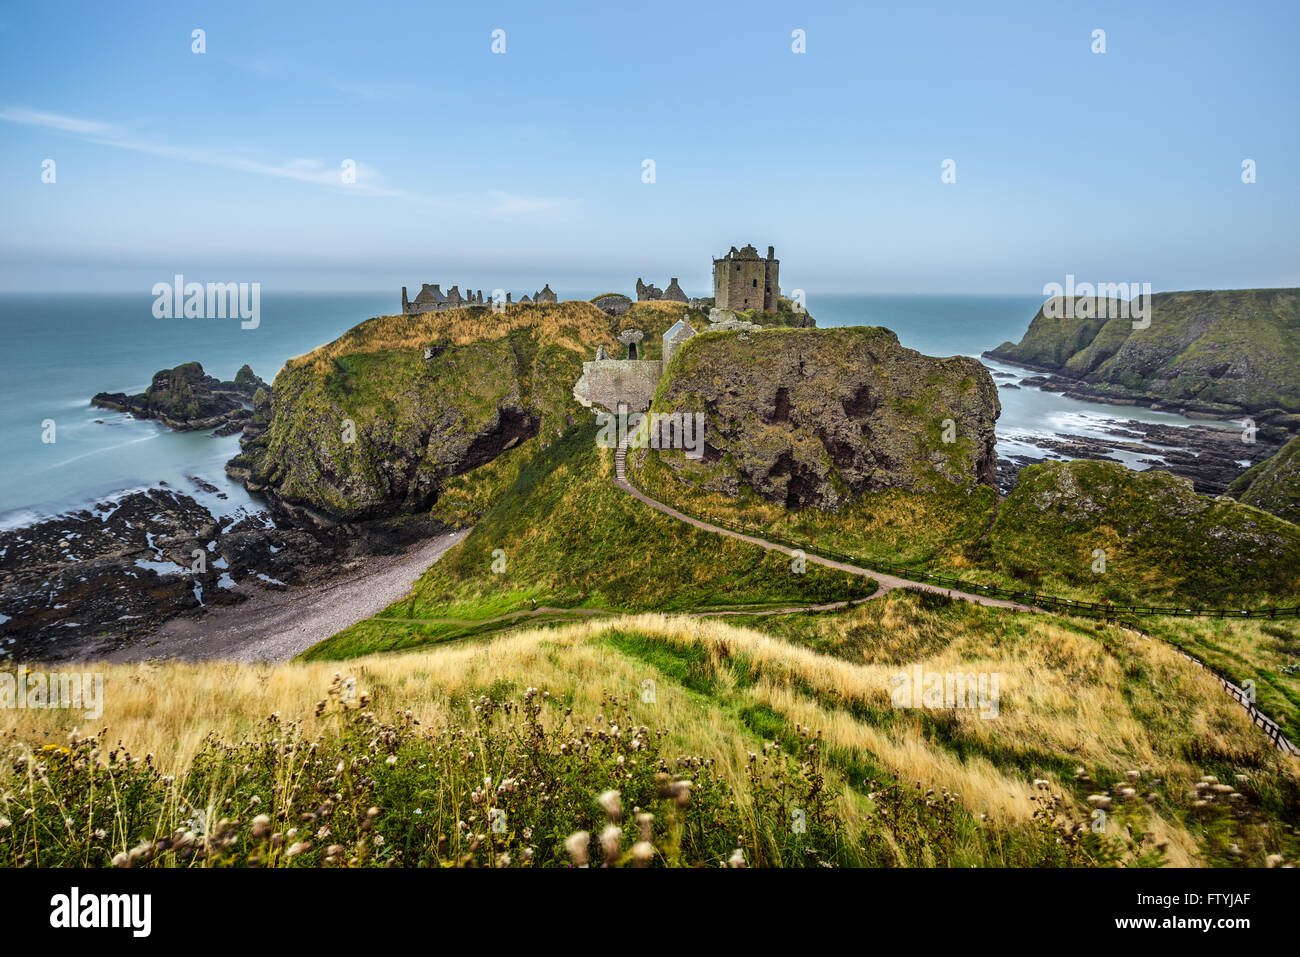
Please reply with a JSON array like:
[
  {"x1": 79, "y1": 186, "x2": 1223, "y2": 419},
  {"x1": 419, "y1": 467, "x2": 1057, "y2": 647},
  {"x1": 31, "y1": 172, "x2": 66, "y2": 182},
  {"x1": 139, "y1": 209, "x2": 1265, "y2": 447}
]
[
  {"x1": 616, "y1": 453, "x2": 1299, "y2": 754},
  {"x1": 695, "y1": 506, "x2": 1300, "y2": 754}
]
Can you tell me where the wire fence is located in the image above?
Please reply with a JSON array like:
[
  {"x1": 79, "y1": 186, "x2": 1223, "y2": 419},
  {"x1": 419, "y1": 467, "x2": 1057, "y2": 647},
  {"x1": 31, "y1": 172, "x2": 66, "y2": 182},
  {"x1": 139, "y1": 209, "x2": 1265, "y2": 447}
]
[{"x1": 616, "y1": 449, "x2": 1298, "y2": 753}]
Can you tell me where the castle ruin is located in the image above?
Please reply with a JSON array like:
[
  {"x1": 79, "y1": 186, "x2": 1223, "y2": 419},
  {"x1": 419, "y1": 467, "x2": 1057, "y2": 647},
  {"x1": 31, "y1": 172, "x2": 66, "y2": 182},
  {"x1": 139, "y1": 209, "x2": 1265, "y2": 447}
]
[
  {"x1": 636, "y1": 278, "x2": 689, "y2": 303},
  {"x1": 401, "y1": 282, "x2": 557, "y2": 314},
  {"x1": 573, "y1": 316, "x2": 709, "y2": 414},
  {"x1": 713, "y1": 244, "x2": 780, "y2": 313}
]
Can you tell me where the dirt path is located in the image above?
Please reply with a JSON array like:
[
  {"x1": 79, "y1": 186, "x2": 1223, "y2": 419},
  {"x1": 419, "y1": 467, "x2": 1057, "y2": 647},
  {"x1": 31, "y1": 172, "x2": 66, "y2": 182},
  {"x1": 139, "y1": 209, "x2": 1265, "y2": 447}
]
[
  {"x1": 84, "y1": 529, "x2": 470, "y2": 664},
  {"x1": 612, "y1": 442, "x2": 1041, "y2": 614},
  {"x1": 377, "y1": 593, "x2": 886, "y2": 630}
]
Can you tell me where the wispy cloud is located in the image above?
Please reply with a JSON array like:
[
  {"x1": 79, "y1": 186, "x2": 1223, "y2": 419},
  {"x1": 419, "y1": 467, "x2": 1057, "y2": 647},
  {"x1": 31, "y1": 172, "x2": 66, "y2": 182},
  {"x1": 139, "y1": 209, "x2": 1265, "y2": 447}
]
[
  {"x1": 486, "y1": 190, "x2": 574, "y2": 218},
  {"x1": 0, "y1": 107, "x2": 117, "y2": 136},
  {"x1": 2, "y1": 106, "x2": 578, "y2": 219},
  {"x1": 1, "y1": 105, "x2": 402, "y2": 197}
]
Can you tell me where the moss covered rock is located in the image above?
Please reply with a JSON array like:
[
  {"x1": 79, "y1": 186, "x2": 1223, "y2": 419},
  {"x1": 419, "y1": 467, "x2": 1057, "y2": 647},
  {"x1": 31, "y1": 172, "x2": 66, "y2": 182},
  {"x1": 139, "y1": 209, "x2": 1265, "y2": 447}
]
[
  {"x1": 992, "y1": 458, "x2": 1300, "y2": 604},
  {"x1": 647, "y1": 326, "x2": 999, "y2": 510},
  {"x1": 237, "y1": 302, "x2": 632, "y2": 520}
]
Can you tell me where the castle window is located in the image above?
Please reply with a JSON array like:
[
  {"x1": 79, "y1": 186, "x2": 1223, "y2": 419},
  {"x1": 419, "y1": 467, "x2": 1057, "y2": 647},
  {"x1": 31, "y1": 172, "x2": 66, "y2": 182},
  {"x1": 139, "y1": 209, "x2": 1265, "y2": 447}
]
[{"x1": 752, "y1": 278, "x2": 758, "y2": 287}]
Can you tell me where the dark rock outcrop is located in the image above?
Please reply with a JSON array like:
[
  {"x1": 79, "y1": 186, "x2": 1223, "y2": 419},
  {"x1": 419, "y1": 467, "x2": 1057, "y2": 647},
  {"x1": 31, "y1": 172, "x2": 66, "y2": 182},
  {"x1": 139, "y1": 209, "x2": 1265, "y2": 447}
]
[
  {"x1": 93, "y1": 362, "x2": 267, "y2": 431},
  {"x1": 645, "y1": 326, "x2": 1000, "y2": 510}
]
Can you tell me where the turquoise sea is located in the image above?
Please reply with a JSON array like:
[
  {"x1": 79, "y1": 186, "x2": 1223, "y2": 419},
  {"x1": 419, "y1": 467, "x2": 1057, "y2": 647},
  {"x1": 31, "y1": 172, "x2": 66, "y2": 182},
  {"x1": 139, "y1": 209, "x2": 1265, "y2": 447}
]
[{"x1": 0, "y1": 291, "x2": 1222, "y2": 527}]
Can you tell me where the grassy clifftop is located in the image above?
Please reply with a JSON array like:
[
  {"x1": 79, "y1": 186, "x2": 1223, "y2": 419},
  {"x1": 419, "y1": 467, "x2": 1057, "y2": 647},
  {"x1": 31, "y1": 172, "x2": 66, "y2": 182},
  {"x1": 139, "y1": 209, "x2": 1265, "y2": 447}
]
[
  {"x1": 303, "y1": 421, "x2": 877, "y2": 659},
  {"x1": 234, "y1": 302, "x2": 642, "y2": 519},
  {"x1": 987, "y1": 288, "x2": 1300, "y2": 415},
  {"x1": 1229, "y1": 435, "x2": 1300, "y2": 525}
]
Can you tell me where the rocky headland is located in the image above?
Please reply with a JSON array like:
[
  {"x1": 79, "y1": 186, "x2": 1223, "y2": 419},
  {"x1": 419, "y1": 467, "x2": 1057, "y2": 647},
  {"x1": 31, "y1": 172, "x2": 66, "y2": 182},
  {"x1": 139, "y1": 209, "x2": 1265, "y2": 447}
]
[
  {"x1": 985, "y1": 288, "x2": 1300, "y2": 419},
  {"x1": 92, "y1": 361, "x2": 268, "y2": 433},
  {"x1": 1229, "y1": 435, "x2": 1300, "y2": 525},
  {"x1": 635, "y1": 325, "x2": 999, "y2": 509}
]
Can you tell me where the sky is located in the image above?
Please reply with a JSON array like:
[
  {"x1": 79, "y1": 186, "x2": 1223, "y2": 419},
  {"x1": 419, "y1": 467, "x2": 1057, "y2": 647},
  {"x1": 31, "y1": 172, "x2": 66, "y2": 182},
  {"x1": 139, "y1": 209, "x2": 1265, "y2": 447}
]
[{"x1": 0, "y1": 0, "x2": 1297, "y2": 295}]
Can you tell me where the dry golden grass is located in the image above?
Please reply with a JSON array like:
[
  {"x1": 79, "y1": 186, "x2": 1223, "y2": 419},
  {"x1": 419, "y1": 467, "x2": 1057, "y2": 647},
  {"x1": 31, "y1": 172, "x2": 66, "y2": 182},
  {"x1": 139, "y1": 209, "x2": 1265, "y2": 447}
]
[
  {"x1": 6, "y1": 608, "x2": 1293, "y2": 869},
  {"x1": 290, "y1": 301, "x2": 623, "y2": 375}
]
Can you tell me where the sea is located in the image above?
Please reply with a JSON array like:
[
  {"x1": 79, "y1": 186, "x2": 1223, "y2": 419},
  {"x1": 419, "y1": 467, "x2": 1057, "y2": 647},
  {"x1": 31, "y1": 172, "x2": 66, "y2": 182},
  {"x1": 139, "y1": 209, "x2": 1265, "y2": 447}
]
[{"x1": 0, "y1": 291, "x2": 1226, "y2": 529}]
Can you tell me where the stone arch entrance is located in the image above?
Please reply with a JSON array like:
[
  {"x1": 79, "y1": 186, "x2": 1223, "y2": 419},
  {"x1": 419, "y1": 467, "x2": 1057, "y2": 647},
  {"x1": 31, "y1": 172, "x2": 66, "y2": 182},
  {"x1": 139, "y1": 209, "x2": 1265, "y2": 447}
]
[{"x1": 617, "y1": 328, "x2": 645, "y2": 361}]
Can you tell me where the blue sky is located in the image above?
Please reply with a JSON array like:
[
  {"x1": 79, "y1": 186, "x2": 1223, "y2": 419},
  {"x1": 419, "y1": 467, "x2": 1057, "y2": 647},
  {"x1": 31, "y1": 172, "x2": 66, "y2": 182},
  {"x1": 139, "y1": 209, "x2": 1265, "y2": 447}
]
[{"x1": 1, "y1": 0, "x2": 1296, "y2": 294}]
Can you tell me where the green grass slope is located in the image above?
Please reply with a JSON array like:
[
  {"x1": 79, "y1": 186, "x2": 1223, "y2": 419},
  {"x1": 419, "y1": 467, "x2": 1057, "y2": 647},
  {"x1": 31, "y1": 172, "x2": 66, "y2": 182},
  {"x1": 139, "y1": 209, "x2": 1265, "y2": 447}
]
[
  {"x1": 631, "y1": 450, "x2": 1300, "y2": 610},
  {"x1": 1229, "y1": 435, "x2": 1300, "y2": 525},
  {"x1": 303, "y1": 421, "x2": 876, "y2": 659}
]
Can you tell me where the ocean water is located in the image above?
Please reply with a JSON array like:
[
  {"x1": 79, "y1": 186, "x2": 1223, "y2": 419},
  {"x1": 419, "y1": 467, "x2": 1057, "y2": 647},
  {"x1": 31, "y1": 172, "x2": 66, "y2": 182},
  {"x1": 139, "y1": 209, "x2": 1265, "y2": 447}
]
[
  {"x1": 0, "y1": 293, "x2": 391, "y2": 526},
  {"x1": 809, "y1": 293, "x2": 1229, "y2": 469},
  {"x1": 0, "y1": 291, "x2": 1223, "y2": 527}
]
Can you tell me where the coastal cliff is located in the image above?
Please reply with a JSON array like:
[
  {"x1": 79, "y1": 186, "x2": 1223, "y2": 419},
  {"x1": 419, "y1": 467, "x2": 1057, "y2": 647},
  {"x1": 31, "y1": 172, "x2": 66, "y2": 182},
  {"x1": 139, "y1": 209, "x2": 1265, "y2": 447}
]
[
  {"x1": 230, "y1": 302, "x2": 627, "y2": 520},
  {"x1": 1229, "y1": 435, "x2": 1300, "y2": 525},
  {"x1": 986, "y1": 288, "x2": 1300, "y2": 419},
  {"x1": 643, "y1": 325, "x2": 999, "y2": 510}
]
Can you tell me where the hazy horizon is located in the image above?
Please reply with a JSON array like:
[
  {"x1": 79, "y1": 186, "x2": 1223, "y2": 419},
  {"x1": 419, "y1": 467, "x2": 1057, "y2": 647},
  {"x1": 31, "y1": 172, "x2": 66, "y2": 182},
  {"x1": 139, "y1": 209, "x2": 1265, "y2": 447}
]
[{"x1": 2, "y1": 0, "x2": 1298, "y2": 294}]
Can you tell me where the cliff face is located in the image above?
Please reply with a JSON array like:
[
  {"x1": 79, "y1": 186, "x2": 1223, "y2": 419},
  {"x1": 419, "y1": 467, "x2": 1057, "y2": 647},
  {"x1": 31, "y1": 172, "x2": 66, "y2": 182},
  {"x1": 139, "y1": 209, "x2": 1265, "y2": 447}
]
[
  {"x1": 646, "y1": 326, "x2": 999, "y2": 510},
  {"x1": 233, "y1": 302, "x2": 623, "y2": 521},
  {"x1": 986, "y1": 288, "x2": 1300, "y2": 416},
  {"x1": 1229, "y1": 435, "x2": 1300, "y2": 525}
]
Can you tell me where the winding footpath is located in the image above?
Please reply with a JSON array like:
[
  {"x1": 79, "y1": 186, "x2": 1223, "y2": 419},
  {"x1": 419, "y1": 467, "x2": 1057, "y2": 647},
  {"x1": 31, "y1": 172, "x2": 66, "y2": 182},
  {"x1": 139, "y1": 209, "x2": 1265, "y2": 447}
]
[
  {"x1": 613, "y1": 440, "x2": 1042, "y2": 614},
  {"x1": 614, "y1": 440, "x2": 1300, "y2": 755}
]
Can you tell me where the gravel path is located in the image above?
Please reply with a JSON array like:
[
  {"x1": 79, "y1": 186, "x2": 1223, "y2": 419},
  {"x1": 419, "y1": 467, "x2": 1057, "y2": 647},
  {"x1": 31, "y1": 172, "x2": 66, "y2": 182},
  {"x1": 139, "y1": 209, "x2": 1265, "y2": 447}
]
[
  {"x1": 89, "y1": 529, "x2": 469, "y2": 664},
  {"x1": 613, "y1": 441, "x2": 1041, "y2": 614}
]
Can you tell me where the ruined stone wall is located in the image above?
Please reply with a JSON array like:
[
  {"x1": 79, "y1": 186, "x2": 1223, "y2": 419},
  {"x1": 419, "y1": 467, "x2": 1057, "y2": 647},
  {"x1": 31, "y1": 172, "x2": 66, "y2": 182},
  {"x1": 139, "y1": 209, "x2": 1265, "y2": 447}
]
[{"x1": 572, "y1": 359, "x2": 664, "y2": 413}]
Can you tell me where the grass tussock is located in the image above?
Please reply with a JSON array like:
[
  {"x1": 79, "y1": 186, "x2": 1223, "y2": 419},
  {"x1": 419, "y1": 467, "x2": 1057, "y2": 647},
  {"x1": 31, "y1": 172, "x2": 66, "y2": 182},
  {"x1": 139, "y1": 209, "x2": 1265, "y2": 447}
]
[{"x1": 4, "y1": 604, "x2": 1296, "y2": 867}]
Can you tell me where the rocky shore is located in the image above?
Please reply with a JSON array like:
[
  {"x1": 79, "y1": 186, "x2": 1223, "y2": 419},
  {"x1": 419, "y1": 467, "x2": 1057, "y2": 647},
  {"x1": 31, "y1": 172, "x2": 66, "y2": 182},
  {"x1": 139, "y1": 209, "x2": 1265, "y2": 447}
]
[
  {"x1": 995, "y1": 415, "x2": 1287, "y2": 496},
  {"x1": 4, "y1": 353, "x2": 448, "y2": 661},
  {"x1": 0, "y1": 479, "x2": 447, "y2": 662}
]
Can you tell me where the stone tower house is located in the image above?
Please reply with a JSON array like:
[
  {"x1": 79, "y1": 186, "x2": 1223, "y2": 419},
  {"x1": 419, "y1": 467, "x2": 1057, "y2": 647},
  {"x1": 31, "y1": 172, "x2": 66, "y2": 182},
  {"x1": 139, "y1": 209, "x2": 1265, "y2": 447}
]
[{"x1": 713, "y1": 244, "x2": 780, "y2": 312}]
